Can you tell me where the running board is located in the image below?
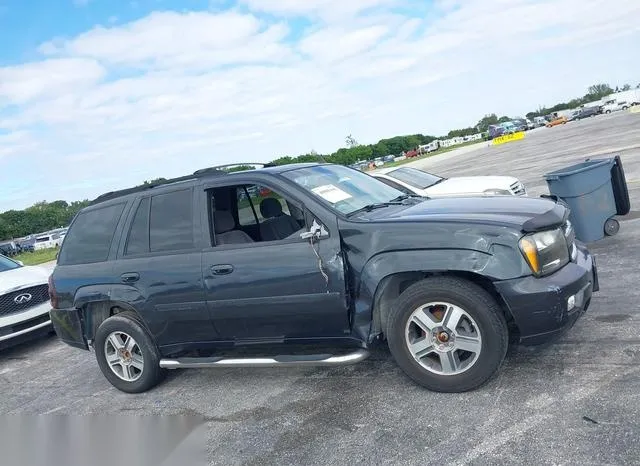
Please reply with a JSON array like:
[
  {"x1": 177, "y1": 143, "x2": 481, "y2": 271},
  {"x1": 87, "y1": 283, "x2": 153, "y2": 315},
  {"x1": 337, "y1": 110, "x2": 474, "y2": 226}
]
[{"x1": 159, "y1": 348, "x2": 370, "y2": 369}]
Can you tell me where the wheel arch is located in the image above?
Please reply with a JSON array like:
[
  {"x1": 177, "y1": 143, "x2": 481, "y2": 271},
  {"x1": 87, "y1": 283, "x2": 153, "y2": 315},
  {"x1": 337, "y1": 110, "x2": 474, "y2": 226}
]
[
  {"x1": 370, "y1": 270, "x2": 518, "y2": 341},
  {"x1": 81, "y1": 300, "x2": 147, "y2": 343}
]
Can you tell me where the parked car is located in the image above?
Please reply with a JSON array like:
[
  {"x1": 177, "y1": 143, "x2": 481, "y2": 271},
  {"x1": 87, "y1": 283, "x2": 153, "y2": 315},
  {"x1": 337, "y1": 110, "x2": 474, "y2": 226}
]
[
  {"x1": 546, "y1": 116, "x2": 568, "y2": 127},
  {"x1": 602, "y1": 100, "x2": 630, "y2": 114},
  {"x1": 499, "y1": 121, "x2": 518, "y2": 134},
  {"x1": 532, "y1": 116, "x2": 547, "y2": 127},
  {"x1": 370, "y1": 167, "x2": 527, "y2": 197},
  {"x1": 510, "y1": 119, "x2": 529, "y2": 132},
  {"x1": 487, "y1": 124, "x2": 505, "y2": 140},
  {"x1": 573, "y1": 106, "x2": 602, "y2": 120},
  {"x1": 0, "y1": 241, "x2": 19, "y2": 257},
  {"x1": 50, "y1": 163, "x2": 597, "y2": 394},
  {"x1": 1, "y1": 254, "x2": 53, "y2": 349}
]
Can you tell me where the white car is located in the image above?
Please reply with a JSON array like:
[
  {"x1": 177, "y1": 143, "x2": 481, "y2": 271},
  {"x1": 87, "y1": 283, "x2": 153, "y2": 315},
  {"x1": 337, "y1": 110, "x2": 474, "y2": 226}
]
[
  {"x1": 602, "y1": 100, "x2": 629, "y2": 114},
  {"x1": 371, "y1": 167, "x2": 527, "y2": 197},
  {"x1": 0, "y1": 254, "x2": 53, "y2": 348}
]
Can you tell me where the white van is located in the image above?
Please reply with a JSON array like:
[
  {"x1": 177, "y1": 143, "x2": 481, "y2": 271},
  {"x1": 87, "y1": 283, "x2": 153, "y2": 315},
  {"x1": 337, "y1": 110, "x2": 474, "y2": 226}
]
[{"x1": 33, "y1": 234, "x2": 62, "y2": 251}]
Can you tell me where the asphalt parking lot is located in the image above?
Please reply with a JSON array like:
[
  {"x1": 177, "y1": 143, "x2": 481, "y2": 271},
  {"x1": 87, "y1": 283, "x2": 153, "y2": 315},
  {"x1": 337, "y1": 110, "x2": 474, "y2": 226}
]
[{"x1": 2, "y1": 111, "x2": 640, "y2": 465}]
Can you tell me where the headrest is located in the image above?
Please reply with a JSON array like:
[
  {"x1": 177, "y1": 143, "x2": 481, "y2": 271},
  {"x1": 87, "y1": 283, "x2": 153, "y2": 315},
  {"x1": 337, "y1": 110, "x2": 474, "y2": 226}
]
[
  {"x1": 213, "y1": 210, "x2": 235, "y2": 233},
  {"x1": 260, "y1": 198, "x2": 283, "y2": 218}
]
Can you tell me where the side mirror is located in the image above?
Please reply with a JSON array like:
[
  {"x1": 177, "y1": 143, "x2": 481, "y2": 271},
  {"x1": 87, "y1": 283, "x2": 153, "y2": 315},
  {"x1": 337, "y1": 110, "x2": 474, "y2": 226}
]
[{"x1": 300, "y1": 219, "x2": 329, "y2": 240}]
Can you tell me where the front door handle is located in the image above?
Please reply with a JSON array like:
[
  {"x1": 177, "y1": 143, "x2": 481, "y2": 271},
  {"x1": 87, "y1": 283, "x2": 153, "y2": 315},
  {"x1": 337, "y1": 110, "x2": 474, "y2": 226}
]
[
  {"x1": 121, "y1": 272, "x2": 140, "y2": 283},
  {"x1": 211, "y1": 264, "x2": 234, "y2": 275}
]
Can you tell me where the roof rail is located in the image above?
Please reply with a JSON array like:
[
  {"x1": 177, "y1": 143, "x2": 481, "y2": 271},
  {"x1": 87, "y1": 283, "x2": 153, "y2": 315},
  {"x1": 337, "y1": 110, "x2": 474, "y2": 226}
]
[
  {"x1": 193, "y1": 162, "x2": 276, "y2": 175},
  {"x1": 89, "y1": 162, "x2": 276, "y2": 205}
]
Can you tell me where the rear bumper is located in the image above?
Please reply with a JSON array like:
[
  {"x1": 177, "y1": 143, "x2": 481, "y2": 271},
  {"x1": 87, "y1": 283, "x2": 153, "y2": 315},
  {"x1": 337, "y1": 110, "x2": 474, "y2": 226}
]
[
  {"x1": 495, "y1": 243, "x2": 598, "y2": 346},
  {"x1": 49, "y1": 307, "x2": 89, "y2": 350}
]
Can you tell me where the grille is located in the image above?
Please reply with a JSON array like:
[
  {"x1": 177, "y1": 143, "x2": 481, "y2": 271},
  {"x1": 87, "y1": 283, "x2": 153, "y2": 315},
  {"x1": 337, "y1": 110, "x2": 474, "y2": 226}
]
[
  {"x1": 0, "y1": 284, "x2": 50, "y2": 317},
  {"x1": 510, "y1": 181, "x2": 526, "y2": 196}
]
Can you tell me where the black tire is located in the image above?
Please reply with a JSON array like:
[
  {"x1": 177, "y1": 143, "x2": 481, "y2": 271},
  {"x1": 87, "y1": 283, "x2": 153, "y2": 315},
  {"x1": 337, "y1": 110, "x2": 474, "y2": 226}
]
[
  {"x1": 606, "y1": 110, "x2": 611, "y2": 114},
  {"x1": 94, "y1": 311, "x2": 166, "y2": 393},
  {"x1": 386, "y1": 277, "x2": 508, "y2": 393},
  {"x1": 604, "y1": 218, "x2": 620, "y2": 236}
]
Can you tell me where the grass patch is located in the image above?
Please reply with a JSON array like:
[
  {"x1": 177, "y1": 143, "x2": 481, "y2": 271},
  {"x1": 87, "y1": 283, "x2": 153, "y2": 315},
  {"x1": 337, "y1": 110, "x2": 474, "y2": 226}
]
[
  {"x1": 375, "y1": 140, "x2": 487, "y2": 169},
  {"x1": 14, "y1": 248, "x2": 58, "y2": 266}
]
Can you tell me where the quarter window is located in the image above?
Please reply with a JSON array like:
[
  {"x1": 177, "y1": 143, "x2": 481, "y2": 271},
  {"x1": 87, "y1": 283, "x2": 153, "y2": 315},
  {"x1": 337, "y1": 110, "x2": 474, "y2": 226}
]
[{"x1": 57, "y1": 202, "x2": 126, "y2": 265}]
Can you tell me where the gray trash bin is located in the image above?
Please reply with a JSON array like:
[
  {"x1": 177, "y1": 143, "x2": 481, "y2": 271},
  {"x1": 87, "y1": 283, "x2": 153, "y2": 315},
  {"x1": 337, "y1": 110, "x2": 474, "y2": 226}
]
[{"x1": 544, "y1": 158, "x2": 619, "y2": 243}]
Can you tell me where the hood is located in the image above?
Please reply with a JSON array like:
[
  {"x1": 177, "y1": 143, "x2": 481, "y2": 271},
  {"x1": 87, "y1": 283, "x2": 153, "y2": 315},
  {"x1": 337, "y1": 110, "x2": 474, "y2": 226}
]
[
  {"x1": 424, "y1": 176, "x2": 519, "y2": 196},
  {"x1": 0, "y1": 265, "x2": 50, "y2": 295},
  {"x1": 366, "y1": 195, "x2": 567, "y2": 231}
]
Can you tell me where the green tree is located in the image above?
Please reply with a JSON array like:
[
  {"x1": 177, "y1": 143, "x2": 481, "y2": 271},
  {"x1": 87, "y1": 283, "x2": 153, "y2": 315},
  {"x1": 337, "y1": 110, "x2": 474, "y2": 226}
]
[
  {"x1": 621, "y1": 84, "x2": 632, "y2": 91},
  {"x1": 586, "y1": 83, "x2": 614, "y2": 100},
  {"x1": 497, "y1": 115, "x2": 511, "y2": 123},
  {"x1": 371, "y1": 142, "x2": 390, "y2": 158},
  {"x1": 476, "y1": 114, "x2": 499, "y2": 132}
]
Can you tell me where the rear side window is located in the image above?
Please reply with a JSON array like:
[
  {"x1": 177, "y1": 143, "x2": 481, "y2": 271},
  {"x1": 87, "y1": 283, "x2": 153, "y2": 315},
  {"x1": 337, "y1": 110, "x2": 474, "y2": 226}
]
[
  {"x1": 149, "y1": 189, "x2": 194, "y2": 252},
  {"x1": 58, "y1": 203, "x2": 126, "y2": 265}
]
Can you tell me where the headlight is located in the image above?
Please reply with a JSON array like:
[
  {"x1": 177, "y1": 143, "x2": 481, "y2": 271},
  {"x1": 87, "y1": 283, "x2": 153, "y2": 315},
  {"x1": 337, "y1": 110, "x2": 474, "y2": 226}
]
[
  {"x1": 519, "y1": 228, "x2": 570, "y2": 276},
  {"x1": 483, "y1": 189, "x2": 512, "y2": 196}
]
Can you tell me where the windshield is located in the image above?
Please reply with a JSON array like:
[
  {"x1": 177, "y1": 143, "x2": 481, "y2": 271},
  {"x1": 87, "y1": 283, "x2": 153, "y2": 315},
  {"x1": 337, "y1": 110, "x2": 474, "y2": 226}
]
[
  {"x1": 282, "y1": 164, "x2": 406, "y2": 215},
  {"x1": 385, "y1": 167, "x2": 443, "y2": 189},
  {"x1": 0, "y1": 254, "x2": 21, "y2": 272}
]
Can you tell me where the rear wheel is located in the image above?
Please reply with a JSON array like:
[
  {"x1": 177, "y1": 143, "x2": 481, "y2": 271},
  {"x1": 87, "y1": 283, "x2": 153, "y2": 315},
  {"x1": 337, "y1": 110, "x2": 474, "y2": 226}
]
[
  {"x1": 94, "y1": 311, "x2": 166, "y2": 393},
  {"x1": 387, "y1": 277, "x2": 508, "y2": 393}
]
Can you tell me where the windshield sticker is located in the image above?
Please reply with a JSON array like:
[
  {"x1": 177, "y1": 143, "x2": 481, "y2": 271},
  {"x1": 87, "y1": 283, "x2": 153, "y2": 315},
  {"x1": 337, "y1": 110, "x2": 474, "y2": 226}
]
[{"x1": 311, "y1": 184, "x2": 352, "y2": 203}]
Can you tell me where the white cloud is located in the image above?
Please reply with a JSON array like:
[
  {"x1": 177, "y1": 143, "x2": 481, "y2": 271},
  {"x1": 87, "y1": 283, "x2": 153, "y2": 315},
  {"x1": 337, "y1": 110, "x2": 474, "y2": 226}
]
[{"x1": 1, "y1": 0, "x2": 640, "y2": 211}]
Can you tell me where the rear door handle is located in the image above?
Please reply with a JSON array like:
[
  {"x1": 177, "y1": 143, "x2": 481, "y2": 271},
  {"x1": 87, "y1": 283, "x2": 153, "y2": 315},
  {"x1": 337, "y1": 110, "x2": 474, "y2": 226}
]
[
  {"x1": 121, "y1": 272, "x2": 140, "y2": 283},
  {"x1": 211, "y1": 264, "x2": 234, "y2": 275}
]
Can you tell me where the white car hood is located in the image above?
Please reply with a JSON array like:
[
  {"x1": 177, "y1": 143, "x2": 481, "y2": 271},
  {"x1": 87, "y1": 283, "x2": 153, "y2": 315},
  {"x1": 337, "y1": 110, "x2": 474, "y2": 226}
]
[
  {"x1": 0, "y1": 266, "x2": 50, "y2": 295},
  {"x1": 424, "y1": 176, "x2": 519, "y2": 196}
]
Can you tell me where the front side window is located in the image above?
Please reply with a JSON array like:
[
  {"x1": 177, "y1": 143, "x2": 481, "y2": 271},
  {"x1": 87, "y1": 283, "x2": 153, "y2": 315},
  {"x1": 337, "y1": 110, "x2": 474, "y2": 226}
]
[
  {"x1": 282, "y1": 165, "x2": 405, "y2": 215},
  {"x1": 237, "y1": 185, "x2": 292, "y2": 226},
  {"x1": 57, "y1": 202, "x2": 126, "y2": 265},
  {"x1": 149, "y1": 189, "x2": 194, "y2": 253}
]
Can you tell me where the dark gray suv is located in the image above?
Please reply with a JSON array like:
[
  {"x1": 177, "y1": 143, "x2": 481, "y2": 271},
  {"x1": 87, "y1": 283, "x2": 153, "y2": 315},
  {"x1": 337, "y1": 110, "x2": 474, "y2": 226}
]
[{"x1": 49, "y1": 163, "x2": 598, "y2": 393}]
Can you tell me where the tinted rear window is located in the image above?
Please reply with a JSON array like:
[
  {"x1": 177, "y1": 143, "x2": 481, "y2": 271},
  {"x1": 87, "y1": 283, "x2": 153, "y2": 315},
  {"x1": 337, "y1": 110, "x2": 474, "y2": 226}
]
[{"x1": 58, "y1": 202, "x2": 126, "y2": 265}]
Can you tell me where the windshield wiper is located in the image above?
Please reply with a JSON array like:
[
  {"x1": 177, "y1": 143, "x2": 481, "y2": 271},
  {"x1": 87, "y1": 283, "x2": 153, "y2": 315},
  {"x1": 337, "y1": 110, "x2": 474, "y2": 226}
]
[
  {"x1": 390, "y1": 194, "x2": 425, "y2": 202},
  {"x1": 346, "y1": 201, "x2": 405, "y2": 217}
]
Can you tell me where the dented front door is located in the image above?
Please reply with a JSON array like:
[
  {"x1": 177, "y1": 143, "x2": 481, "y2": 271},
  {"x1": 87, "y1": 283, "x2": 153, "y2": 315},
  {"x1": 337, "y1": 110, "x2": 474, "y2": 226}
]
[{"x1": 202, "y1": 220, "x2": 350, "y2": 341}]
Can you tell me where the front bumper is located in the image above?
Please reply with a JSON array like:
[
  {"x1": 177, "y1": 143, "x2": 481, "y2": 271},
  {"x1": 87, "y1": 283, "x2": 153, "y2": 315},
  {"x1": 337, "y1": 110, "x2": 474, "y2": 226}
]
[
  {"x1": 495, "y1": 243, "x2": 598, "y2": 346},
  {"x1": 0, "y1": 302, "x2": 53, "y2": 348},
  {"x1": 49, "y1": 307, "x2": 89, "y2": 350}
]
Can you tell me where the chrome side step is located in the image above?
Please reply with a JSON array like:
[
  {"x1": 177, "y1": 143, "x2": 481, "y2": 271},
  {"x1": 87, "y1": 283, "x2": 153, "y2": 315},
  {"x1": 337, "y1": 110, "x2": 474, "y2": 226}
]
[{"x1": 159, "y1": 348, "x2": 370, "y2": 369}]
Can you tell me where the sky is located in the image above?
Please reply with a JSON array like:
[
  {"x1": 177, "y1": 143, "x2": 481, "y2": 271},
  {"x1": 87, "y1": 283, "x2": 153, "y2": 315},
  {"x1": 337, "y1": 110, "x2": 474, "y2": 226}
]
[{"x1": 1, "y1": 0, "x2": 639, "y2": 211}]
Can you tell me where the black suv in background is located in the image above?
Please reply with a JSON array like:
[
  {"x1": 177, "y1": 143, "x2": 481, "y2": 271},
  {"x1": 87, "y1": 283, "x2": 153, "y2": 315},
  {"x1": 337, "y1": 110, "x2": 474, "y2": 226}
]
[
  {"x1": 573, "y1": 106, "x2": 602, "y2": 120},
  {"x1": 49, "y1": 163, "x2": 598, "y2": 393}
]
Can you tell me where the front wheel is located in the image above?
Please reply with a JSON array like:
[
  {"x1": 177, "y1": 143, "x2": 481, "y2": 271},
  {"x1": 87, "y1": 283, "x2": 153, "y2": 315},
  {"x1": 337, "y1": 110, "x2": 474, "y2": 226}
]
[
  {"x1": 387, "y1": 277, "x2": 508, "y2": 393},
  {"x1": 94, "y1": 311, "x2": 166, "y2": 393}
]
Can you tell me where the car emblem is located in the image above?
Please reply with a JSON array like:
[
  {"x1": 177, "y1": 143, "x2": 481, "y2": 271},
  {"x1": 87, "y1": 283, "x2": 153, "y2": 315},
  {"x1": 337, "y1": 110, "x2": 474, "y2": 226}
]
[{"x1": 14, "y1": 293, "x2": 33, "y2": 304}]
